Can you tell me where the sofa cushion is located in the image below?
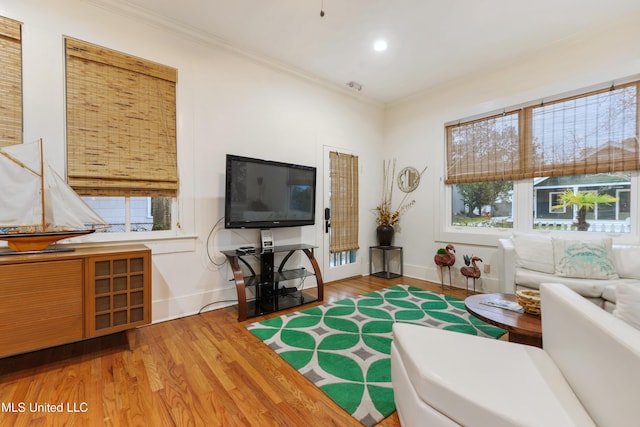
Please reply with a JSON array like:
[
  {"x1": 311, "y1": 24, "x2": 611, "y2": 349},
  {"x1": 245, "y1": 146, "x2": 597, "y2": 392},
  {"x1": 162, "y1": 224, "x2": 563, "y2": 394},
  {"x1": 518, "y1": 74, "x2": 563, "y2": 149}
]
[
  {"x1": 392, "y1": 323, "x2": 594, "y2": 426},
  {"x1": 553, "y1": 238, "x2": 618, "y2": 279},
  {"x1": 515, "y1": 267, "x2": 610, "y2": 298},
  {"x1": 613, "y1": 283, "x2": 640, "y2": 330},
  {"x1": 611, "y1": 245, "x2": 640, "y2": 279},
  {"x1": 602, "y1": 283, "x2": 618, "y2": 303},
  {"x1": 600, "y1": 280, "x2": 640, "y2": 304},
  {"x1": 513, "y1": 232, "x2": 555, "y2": 274}
]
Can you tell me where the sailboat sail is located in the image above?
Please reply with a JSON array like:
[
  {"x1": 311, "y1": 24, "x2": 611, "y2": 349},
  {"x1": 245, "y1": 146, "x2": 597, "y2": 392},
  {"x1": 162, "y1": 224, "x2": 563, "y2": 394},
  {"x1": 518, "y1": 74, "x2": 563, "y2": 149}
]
[
  {"x1": 0, "y1": 140, "x2": 106, "y2": 235},
  {"x1": 0, "y1": 141, "x2": 42, "y2": 229}
]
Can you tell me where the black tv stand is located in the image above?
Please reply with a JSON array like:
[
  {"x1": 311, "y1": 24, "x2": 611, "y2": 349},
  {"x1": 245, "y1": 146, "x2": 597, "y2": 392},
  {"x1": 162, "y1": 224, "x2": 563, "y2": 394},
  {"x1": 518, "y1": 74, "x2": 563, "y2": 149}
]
[{"x1": 221, "y1": 244, "x2": 324, "y2": 321}]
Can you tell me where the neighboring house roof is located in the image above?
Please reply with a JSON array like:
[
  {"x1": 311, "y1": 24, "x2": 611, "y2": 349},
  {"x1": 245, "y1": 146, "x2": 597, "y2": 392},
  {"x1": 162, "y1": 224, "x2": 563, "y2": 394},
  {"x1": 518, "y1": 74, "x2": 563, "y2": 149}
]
[
  {"x1": 580, "y1": 136, "x2": 639, "y2": 162},
  {"x1": 535, "y1": 173, "x2": 630, "y2": 187}
]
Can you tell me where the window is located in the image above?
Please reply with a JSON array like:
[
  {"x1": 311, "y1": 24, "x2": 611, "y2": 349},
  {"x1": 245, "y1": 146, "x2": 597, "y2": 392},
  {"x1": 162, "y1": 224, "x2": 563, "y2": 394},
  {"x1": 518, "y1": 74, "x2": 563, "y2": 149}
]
[
  {"x1": 82, "y1": 196, "x2": 172, "y2": 232},
  {"x1": 0, "y1": 16, "x2": 22, "y2": 148},
  {"x1": 533, "y1": 173, "x2": 631, "y2": 232},
  {"x1": 446, "y1": 112, "x2": 517, "y2": 228},
  {"x1": 526, "y1": 84, "x2": 638, "y2": 177},
  {"x1": 447, "y1": 78, "x2": 639, "y2": 234},
  {"x1": 330, "y1": 250, "x2": 357, "y2": 268},
  {"x1": 451, "y1": 181, "x2": 513, "y2": 228},
  {"x1": 549, "y1": 192, "x2": 566, "y2": 214},
  {"x1": 446, "y1": 111, "x2": 520, "y2": 184},
  {"x1": 65, "y1": 38, "x2": 178, "y2": 233}
]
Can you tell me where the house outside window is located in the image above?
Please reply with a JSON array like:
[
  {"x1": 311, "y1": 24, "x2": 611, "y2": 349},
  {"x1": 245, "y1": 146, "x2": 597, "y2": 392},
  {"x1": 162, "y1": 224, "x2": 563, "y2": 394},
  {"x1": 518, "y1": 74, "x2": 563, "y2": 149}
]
[{"x1": 533, "y1": 173, "x2": 631, "y2": 232}]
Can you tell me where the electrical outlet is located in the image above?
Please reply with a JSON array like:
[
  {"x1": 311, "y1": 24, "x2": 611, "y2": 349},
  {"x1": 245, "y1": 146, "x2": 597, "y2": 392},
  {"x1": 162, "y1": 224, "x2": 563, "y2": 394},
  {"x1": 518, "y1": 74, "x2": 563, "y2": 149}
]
[{"x1": 484, "y1": 264, "x2": 491, "y2": 274}]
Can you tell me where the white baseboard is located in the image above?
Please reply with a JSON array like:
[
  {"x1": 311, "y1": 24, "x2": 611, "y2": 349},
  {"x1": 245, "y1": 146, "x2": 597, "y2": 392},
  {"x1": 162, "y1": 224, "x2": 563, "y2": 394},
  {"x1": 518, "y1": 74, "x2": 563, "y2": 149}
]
[
  {"x1": 402, "y1": 262, "x2": 500, "y2": 293},
  {"x1": 151, "y1": 282, "x2": 319, "y2": 323},
  {"x1": 151, "y1": 286, "x2": 238, "y2": 323}
]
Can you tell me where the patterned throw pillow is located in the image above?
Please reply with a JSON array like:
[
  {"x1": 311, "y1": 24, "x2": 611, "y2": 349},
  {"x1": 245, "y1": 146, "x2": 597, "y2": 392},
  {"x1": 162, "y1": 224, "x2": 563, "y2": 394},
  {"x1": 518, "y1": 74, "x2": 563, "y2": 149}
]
[{"x1": 552, "y1": 238, "x2": 619, "y2": 280}]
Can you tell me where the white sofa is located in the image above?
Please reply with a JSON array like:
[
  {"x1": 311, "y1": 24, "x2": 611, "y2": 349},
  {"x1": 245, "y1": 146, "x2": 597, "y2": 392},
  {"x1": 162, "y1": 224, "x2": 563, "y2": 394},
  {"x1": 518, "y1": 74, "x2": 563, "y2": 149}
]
[
  {"x1": 391, "y1": 283, "x2": 640, "y2": 427},
  {"x1": 497, "y1": 233, "x2": 640, "y2": 311}
]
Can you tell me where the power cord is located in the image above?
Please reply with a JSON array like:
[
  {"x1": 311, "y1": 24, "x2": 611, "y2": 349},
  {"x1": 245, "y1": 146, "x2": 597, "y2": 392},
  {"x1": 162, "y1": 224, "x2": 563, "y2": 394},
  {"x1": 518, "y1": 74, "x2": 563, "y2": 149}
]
[
  {"x1": 206, "y1": 216, "x2": 227, "y2": 267},
  {"x1": 198, "y1": 298, "x2": 249, "y2": 314},
  {"x1": 297, "y1": 268, "x2": 307, "y2": 291}
]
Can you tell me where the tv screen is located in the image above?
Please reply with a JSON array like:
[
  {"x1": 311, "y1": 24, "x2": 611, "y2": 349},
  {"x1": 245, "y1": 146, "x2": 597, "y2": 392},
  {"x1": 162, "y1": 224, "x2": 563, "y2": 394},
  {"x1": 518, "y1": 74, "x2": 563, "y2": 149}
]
[{"x1": 224, "y1": 154, "x2": 317, "y2": 229}]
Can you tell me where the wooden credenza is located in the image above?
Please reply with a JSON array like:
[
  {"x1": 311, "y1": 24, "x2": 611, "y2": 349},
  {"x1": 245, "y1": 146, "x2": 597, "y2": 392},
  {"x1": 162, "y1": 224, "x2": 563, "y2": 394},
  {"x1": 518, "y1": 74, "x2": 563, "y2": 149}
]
[{"x1": 0, "y1": 245, "x2": 151, "y2": 358}]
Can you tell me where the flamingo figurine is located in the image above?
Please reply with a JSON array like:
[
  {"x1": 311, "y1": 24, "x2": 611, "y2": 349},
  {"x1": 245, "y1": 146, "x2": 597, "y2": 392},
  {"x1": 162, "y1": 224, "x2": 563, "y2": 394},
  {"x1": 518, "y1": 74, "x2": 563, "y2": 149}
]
[
  {"x1": 461, "y1": 256, "x2": 483, "y2": 294},
  {"x1": 434, "y1": 244, "x2": 456, "y2": 290}
]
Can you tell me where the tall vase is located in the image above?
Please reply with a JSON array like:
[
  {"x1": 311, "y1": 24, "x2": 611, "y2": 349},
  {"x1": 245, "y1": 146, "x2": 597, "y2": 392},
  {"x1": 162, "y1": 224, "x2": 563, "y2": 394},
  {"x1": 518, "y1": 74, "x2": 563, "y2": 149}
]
[{"x1": 377, "y1": 225, "x2": 394, "y2": 247}]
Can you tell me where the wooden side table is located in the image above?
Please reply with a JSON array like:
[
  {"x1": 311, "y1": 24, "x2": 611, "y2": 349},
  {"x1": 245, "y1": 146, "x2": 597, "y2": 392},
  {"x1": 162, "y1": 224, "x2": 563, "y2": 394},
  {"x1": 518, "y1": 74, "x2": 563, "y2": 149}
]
[{"x1": 464, "y1": 293, "x2": 542, "y2": 348}]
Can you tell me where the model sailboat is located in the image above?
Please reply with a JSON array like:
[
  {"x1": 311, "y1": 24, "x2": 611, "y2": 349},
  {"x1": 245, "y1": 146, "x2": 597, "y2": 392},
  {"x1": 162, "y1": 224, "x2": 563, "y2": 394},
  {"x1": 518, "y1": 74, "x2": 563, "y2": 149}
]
[{"x1": 0, "y1": 139, "x2": 107, "y2": 252}]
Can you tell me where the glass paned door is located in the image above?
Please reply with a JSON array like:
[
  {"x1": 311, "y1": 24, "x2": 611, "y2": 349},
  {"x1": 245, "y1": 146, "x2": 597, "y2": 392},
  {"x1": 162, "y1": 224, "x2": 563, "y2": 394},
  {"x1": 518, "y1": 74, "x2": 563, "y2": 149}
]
[{"x1": 322, "y1": 146, "x2": 361, "y2": 282}]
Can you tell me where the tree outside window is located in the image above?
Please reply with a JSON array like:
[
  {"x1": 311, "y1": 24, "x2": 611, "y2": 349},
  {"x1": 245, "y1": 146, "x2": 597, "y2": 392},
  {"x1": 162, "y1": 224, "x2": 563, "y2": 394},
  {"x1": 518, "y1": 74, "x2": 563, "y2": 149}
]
[{"x1": 452, "y1": 181, "x2": 513, "y2": 228}]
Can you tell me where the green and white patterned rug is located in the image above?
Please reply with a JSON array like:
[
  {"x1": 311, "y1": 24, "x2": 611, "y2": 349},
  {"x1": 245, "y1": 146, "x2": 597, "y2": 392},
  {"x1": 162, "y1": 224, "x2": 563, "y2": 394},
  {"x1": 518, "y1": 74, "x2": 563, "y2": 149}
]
[{"x1": 246, "y1": 284, "x2": 506, "y2": 426}]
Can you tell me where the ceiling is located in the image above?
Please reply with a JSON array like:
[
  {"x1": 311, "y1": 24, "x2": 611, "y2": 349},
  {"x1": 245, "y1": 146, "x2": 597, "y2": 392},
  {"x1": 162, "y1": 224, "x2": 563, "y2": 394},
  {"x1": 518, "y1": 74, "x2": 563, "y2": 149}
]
[{"x1": 98, "y1": 0, "x2": 640, "y2": 103}]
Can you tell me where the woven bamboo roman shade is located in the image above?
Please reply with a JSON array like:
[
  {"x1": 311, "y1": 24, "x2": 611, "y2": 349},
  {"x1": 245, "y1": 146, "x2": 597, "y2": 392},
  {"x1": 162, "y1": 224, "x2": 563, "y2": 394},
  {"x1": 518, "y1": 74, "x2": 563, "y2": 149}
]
[
  {"x1": 446, "y1": 80, "x2": 640, "y2": 183},
  {"x1": 524, "y1": 82, "x2": 640, "y2": 177},
  {"x1": 0, "y1": 16, "x2": 22, "y2": 148},
  {"x1": 445, "y1": 111, "x2": 521, "y2": 184},
  {"x1": 65, "y1": 38, "x2": 178, "y2": 197},
  {"x1": 329, "y1": 151, "x2": 359, "y2": 253}
]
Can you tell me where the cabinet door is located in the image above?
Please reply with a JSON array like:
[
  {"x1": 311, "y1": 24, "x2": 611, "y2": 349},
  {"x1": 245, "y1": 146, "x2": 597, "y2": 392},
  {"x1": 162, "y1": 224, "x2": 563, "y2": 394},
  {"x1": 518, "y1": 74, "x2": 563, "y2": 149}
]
[
  {"x1": 0, "y1": 260, "x2": 83, "y2": 357},
  {"x1": 86, "y1": 251, "x2": 151, "y2": 337}
]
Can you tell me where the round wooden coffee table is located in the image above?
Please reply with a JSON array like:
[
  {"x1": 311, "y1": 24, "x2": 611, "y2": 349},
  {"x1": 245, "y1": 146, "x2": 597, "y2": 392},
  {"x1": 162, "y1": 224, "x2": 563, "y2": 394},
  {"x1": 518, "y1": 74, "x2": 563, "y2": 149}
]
[{"x1": 465, "y1": 293, "x2": 542, "y2": 348}]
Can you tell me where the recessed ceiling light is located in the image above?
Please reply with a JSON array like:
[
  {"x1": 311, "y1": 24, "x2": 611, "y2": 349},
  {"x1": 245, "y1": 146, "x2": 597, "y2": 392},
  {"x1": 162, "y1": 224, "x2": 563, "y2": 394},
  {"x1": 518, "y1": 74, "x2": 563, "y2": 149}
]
[{"x1": 373, "y1": 39, "x2": 388, "y2": 52}]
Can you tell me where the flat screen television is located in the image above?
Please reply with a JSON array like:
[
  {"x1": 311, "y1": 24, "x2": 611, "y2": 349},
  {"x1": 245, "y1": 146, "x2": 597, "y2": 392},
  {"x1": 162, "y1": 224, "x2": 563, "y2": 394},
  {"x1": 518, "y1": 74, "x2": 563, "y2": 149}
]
[{"x1": 224, "y1": 154, "x2": 317, "y2": 229}]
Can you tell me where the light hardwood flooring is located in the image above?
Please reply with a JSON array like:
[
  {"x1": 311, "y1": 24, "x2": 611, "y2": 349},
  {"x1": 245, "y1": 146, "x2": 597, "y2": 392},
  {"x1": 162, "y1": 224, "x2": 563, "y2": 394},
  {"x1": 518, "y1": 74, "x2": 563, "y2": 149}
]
[{"x1": 0, "y1": 275, "x2": 472, "y2": 426}]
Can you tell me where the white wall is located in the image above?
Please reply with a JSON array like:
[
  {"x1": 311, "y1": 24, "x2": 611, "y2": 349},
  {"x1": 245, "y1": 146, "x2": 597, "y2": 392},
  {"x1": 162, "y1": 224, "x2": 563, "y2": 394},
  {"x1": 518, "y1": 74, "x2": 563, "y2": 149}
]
[
  {"x1": 3, "y1": 0, "x2": 384, "y2": 321},
  {"x1": 384, "y1": 10, "x2": 640, "y2": 291}
]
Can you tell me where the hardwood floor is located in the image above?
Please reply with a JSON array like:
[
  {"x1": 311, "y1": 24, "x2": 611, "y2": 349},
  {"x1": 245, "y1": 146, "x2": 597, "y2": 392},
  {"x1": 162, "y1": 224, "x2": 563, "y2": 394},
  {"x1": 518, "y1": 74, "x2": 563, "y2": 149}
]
[{"x1": 0, "y1": 276, "x2": 471, "y2": 426}]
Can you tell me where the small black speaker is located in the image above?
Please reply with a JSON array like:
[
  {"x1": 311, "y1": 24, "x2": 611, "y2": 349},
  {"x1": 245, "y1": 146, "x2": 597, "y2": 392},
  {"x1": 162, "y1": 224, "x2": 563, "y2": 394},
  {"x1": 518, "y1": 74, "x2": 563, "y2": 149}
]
[{"x1": 260, "y1": 251, "x2": 275, "y2": 284}]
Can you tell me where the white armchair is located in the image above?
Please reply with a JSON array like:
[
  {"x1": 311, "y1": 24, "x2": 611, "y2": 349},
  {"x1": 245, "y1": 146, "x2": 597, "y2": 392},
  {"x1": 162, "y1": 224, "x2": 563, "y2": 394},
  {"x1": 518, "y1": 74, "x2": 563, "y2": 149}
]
[{"x1": 391, "y1": 283, "x2": 640, "y2": 426}]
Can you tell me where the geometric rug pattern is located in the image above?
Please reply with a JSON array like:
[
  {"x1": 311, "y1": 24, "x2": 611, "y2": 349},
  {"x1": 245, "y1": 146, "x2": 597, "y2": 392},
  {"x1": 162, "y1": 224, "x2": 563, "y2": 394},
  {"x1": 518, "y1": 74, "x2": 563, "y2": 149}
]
[{"x1": 246, "y1": 284, "x2": 506, "y2": 426}]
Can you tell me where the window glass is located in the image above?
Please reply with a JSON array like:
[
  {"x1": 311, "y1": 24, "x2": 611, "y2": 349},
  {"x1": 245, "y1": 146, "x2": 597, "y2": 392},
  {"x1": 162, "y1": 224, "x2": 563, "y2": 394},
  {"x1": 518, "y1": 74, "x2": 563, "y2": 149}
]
[
  {"x1": 451, "y1": 181, "x2": 513, "y2": 228},
  {"x1": 330, "y1": 250, "x2": 357, "y2": 267},
  {"x1": 533, "y1": 173, "x2": 631, "y2": 233},
  {"x1": 83, "y1": 196, "x2": 172, "y2": 233}
]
